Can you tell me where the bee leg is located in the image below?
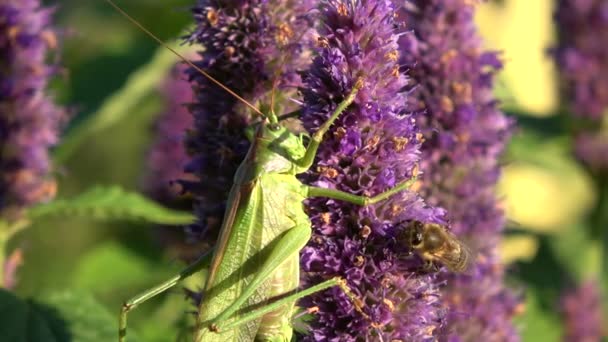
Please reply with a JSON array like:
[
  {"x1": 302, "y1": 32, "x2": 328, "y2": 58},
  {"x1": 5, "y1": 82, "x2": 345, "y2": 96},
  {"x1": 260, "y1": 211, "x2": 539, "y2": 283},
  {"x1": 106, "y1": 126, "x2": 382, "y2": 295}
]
[{"x1": 421, "y1": 260, "x2": 440, "y2": 273}]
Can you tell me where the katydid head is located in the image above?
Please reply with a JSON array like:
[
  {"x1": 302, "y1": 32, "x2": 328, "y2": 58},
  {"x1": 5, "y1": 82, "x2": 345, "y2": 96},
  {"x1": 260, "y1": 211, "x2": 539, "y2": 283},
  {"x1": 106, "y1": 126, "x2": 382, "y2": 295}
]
[{"x1": 254, "y1": 116, "x2": 307, "y2": 162}]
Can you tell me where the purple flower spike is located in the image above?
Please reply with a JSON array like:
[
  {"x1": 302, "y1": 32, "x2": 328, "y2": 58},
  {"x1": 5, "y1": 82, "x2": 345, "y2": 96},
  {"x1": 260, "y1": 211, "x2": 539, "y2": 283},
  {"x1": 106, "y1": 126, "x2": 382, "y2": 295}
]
[
  {"x1": 553, "y1": 0, "x2": 608, "y2": 172},
  {"x1": 299, "y1": 0, "x2": 446, "y2": 340},
  {"x1": 183, "y1": 0, "x2": 315, "y2": 241},
  {"x1": 0, "y1": 0, "x2": 66, "y2": 216},
  {"x1": 396, "y1": 1, "x2": 521, "y2": 340},
  {"x1": 554, "y1": 0, "x2": 608, "y2": 120},
  {"x1": 144, "y1": 63, "x2": 194, "y2": 203},
  {"x1": 560, "y1": 280, "x2": 603, "y2": 342}
]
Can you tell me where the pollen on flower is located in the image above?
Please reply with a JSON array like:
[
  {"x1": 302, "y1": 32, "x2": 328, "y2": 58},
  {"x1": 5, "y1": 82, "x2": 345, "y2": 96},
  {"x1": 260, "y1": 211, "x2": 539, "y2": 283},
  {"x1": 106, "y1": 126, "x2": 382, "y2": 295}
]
[
  {"x1": 440, "y1": 96, "x2": 454, "y2": 113},
  {"x1": 385, "y1": 49, "x2": 399, "y2": 62},
  {"x1": 392, "y1": 136, "x2": 408, "y2": 151},
  {"x1": 333, "y1": 126, "x2": 347, "y2": 138},
  {"x1": 337, "y1": 3, "x2": 348, "y2": 16},
  {"x1": 275, "y1": 23, "x2": 294, "y2": 46},
  {"x1": 415, "y1": 133, "x2": 425, "y2": 142},
  {"x1": 360, "y1": 225, "x2": 372, "y2": 238},
  {"x1": 316, "y1": 36, "x2": 329, "y2": 48},
  {"x1": 206, "y1": 8, "x2": 218, "y2": 26},
  {"x1": 391, "y1": 65, "x2": 400, "y2": 77},
  {"x1": 320, "y1": 212, "x2": 331, "y2": 224}
]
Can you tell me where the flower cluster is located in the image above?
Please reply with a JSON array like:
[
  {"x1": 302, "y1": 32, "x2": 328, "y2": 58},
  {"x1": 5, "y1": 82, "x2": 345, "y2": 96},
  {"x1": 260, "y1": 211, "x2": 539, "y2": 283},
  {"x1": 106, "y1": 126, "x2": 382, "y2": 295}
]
[
  {"x1": 553, "y1": 0, "x2": 608, "y2": 173},
  {"x1": 144, "y1": 63, "x2": 193, "y2": 203},
  {"x1": 183, "y1": 0, "x2": 314, "y2": 241},
  {"x1": 0, "y1": 0, "x2": 66, "y2": 217},
  {"x1": 560, "y1": 280, "x2": 603, "y2": 342},
  {"x1": 299, "y1": 0, "x2": 446, "y2": 340},
  {"x1": 396, "y1": 0, "x2": 520, "y2": 340},
  {"x1": 554, "y1": 0, "x2": 608, "y2": 120}
]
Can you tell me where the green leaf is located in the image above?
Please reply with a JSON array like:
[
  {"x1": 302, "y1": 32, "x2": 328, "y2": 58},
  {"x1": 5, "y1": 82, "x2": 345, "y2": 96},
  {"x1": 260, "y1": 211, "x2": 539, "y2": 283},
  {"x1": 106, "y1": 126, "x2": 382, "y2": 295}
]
[
  {"x1": 516, "y1": 288, "x2": 563, "y2": 342},
  {"x1": 548, "y1": 222, "x2": 600, "y2": 282},
  {"x1": 0, "y1": 289, "x2": 123, "y2": 342},
  {"x1": 28, "y1": 186, "x2": 195, "y2": 225},
  {"x1": 39, "y1": 291, "x2": 120, "y2": 342},
  {"x1": 72, "y1": 241, "x2": 157, "y2": 292}
]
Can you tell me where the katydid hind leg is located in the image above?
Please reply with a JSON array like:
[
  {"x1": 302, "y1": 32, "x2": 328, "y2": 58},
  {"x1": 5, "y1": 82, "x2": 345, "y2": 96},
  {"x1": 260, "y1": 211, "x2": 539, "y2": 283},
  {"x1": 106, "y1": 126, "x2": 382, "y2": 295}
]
[
  {"x1": 118, "y1": 251, "x2": 213, "y2": 342},
  {"x1": 218, "y1": 276, "x2": 370, "y2": 333},
  {"x1": 207, "y1": 223, "x2": 312, "y2": 330}
]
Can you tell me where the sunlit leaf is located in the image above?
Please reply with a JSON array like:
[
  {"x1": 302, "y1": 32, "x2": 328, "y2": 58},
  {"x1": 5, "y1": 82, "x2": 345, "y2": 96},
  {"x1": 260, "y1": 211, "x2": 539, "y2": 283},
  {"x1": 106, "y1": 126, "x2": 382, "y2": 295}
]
[
  {"x1": 500, "y1": 234, "x2": 539, "y2": 264},
  {"x1": 499, "y1": 133, "x2": 596, "y2": 232},
  {"x1": 476, "y1": 0, "x2": 557, "y2": 116},
  {"x1": 28, "y1": 186, "x2": 195, "y2": 225}
]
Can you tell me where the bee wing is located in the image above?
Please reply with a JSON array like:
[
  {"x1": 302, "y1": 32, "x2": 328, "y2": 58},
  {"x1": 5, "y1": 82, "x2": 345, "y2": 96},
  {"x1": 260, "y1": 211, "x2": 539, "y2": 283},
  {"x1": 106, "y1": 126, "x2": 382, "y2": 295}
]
[{"x1": 432, "y1": 230, "x2": 475, "y2": 273}]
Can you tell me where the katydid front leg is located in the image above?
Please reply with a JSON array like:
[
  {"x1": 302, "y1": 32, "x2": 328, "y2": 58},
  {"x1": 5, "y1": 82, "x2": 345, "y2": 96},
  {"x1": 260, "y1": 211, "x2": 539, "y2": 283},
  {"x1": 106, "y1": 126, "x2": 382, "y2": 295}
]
[
  {"x1": 296, "y1": 78, "x2": 364, "y2": 172},
  {"x1": 306, "y1": 171, "x2": 418, "y2": 206},
  {"x1": 118, "y1": 250, "x2": 213, "y2": 342}
]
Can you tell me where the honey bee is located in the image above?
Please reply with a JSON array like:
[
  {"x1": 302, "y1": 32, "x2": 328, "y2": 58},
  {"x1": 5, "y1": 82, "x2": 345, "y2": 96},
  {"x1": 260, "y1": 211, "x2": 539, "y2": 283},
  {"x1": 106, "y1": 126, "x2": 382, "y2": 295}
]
[{"x1": 403, "y1": 221, "x2": 473, "y2": 273}]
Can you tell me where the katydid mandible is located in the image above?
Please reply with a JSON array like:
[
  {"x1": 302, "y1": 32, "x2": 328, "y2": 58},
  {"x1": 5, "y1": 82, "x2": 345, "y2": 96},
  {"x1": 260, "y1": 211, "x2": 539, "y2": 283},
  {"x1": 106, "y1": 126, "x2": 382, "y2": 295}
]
[{"x1": 105, "y1": 1, "x2": 418, "y2": 341}]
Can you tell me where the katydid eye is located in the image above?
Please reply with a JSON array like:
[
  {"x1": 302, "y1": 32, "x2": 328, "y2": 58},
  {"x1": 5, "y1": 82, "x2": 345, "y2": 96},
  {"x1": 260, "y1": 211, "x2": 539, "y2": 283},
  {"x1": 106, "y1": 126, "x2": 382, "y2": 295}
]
[{"x1": 269, "y1": 123, "x2": 280, "y2": 131}]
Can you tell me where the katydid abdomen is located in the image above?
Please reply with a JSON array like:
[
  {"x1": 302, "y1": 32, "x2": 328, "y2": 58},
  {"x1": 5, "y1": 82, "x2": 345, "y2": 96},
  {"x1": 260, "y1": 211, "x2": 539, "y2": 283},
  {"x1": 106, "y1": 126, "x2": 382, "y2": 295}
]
[{"x1": 196, "y1": 164, "x2": 310, "y2": 341}]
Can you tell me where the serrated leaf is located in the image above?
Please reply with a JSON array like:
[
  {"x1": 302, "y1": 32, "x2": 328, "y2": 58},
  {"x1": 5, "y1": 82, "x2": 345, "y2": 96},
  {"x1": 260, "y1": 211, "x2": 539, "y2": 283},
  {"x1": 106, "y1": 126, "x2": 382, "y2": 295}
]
[
  {"x1": 39, "y1": 291, "x2": 120, "y2": 342},
  {"x1": 0, "y1": 289, "x2": 123, "y2": 342},
  {"x1": 28, "y1": 186, "x2": 195, "y2": 225}
]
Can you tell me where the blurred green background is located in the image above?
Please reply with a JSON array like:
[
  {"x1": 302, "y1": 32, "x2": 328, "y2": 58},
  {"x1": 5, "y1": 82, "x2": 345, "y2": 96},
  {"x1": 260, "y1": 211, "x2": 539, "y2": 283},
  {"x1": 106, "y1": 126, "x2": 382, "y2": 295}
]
[{"x1": 10, "y1": 0, "x2": 602, "y2": 340}]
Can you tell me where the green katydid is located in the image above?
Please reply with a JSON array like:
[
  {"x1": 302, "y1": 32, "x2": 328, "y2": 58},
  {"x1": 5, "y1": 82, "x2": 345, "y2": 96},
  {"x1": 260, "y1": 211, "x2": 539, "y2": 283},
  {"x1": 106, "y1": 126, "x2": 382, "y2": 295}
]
[{"x1": 105, "y1": 1, "x2": 418, "y2": 341}]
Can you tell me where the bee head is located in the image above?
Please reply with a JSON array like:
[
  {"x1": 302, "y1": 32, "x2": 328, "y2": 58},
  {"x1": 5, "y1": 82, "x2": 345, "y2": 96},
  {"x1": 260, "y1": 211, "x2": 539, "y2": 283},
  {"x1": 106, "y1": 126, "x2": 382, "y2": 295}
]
[
  {"x1": 405, "y1": 221, "x2": 445, "y2": 251},
  {"x1": 406, "y1": 221, "x2": 425, "y2": 249}
]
